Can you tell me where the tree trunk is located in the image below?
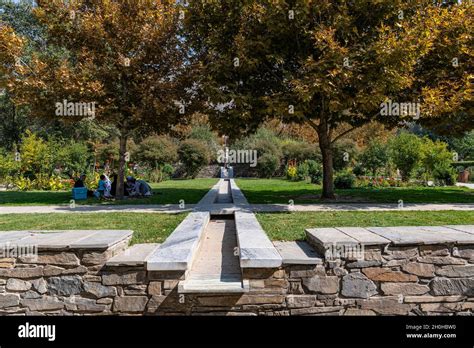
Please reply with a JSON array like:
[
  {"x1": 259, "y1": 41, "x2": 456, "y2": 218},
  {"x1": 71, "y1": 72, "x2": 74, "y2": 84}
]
[
  {"x1": 318, "y1": 126, "x2": 335, "y2": 199},
  {"x1": 116, "y1": 133, "x2": 128, "y2": 200}
]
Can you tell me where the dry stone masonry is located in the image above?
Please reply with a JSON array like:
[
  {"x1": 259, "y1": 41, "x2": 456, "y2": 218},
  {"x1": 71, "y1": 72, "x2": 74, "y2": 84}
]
[{"x1": 0, "y1": 181, "x2": 473, "y2": 316}]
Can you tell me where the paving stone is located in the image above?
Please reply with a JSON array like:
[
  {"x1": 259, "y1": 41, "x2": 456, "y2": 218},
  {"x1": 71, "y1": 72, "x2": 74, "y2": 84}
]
[
  {"x1": 6, "y1": 278, "x2": 31, "y2": 292},
  {"x1": 113, "y1": 296, "x2": 148, "y2": 313},
  {"x1": 341, "y1": 273, "x2": 377, "y2": 299},
  {"x1": 305, "y1": 228, "x2": 359, "y2": 250},
  {"x1": 402, "y1": 263, "x2": 435, "y2": 277},
  {"x1": 47, "y1": 275, "x2": 83, "y2": 296},
  {"x1": 381, "y1": 282, "x2": 429, "y2": 296},
  {"x1": 107, "y1": 243, "x2": 160, "y2": 266},
  {"x1": 336, "y1": 227, "x2": 391, "y2": 245},
  {"x1": 430, "y1": 277, "x2": 474, "y2": 296},
  {"x1": 302, "y1": 276, "x2": 339, "y2": 294},
  {"x1": 273, "y1": 241, "x2": 323, "y2": 265},
  {"x1": 68, "y1": 230, "x2": 133, "y2": 249},
  {"x1": 363, "y1": 267, "x2": 418, "y2": 282}
]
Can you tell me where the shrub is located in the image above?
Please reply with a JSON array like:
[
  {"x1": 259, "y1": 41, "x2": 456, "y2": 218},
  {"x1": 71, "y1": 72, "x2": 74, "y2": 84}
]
[
  {"x1": 256, "y1": 153, "x2": 279, "y2": 178},
  {"x1": 433, "y1": 162, "x2": 457, "y2": 186},
  {"x1": 178, "y1": 139, "x2": 210, "y2": 178},
  {"x1": 281, "y1": 140, "x2": 320, "y2": 163},
  {"x1": 358, "y1": 140, "x2": 389, "y2": 177},
  {"x1": 334, "y1": 170, "x2": 356, "y2": 189},
  {"x1": 306, "y1": 160, "x2": 323, "y2": 184},
  {"x1": 296, "y1": 162, "x2": 309, "y2": 181},
  {"x1": 136, "y1": 135, "x2": 178, "y2": 169},
  {"x1": 286, "y1": 164, "x2": 297, "y2": 180},
  {"x1": 388, "y1": 132, "x2": 423, "y2": 181},
  {"x1": 332, "y1": 140, "x2": 358, "y2": 171}
]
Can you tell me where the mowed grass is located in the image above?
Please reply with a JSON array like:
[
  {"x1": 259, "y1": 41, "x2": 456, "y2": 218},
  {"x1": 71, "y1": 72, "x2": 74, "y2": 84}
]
[
  {"x1": 236, "y1": 178, "x2": 474, "y2": 204},
  {"x1": 0, "y1": 178, "x2": 218, "y2": 206},
  {"x1": 257, "y1": 210, "x2": 474, "y2": 241},
  {"x1": 0, "y1": 213, "x2": 187, "y2": 245}
]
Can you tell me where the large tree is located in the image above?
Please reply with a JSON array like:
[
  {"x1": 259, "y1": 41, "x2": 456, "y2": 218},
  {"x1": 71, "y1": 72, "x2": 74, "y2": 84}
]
[
  {"x1": 185, "y1": 0, "x2": 472, "y2": 198},
  {"x1": 2, "y1": 0, "x2": 199, "y2": 198}
]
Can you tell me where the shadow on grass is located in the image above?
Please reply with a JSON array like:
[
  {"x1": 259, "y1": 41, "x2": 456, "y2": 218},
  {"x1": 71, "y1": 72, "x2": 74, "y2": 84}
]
[{"x1": 237, "y1": 178, "x2": 474, "y2": 204}]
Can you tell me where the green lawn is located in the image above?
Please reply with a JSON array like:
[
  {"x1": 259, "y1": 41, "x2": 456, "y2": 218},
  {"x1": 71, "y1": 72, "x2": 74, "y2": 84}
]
[
  {"x1": 236, "y1": 178, "x2": 474, "y2": 204},
  {"x1": 257, "y1": 211, "x2": 474, "y2": 241},
  {"x1": 0, "y1": 178, "x2": 218, "y2": 206},
  {"x1": 0, "y1": 213, "x2": 187, "y2": 245}
]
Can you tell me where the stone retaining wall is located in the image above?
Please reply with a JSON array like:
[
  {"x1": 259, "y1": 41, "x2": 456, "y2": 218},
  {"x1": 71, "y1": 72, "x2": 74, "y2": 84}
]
[{"x1": 1, "y1": 241, "x2": 472, "y2": 316}]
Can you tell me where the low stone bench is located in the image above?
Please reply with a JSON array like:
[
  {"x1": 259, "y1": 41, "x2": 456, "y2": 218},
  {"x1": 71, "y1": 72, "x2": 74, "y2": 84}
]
[
  {"x1": 146, "y1": 212, "x2": 210, "y2": 271},
  {"x1": 306, "y1": 226, "x2": 474, "y2": 253},
  {"x1": 0, "y1": 230, "x2": 133, "y2": 250},
  {"x1": 234, "y1": 211, "x2": 282, "y2": 268}
]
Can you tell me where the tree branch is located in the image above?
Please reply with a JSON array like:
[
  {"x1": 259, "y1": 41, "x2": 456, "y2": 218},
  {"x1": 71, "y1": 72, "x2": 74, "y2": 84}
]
[{"x1": 331, "y1": 125, "x2": 359, "y2": 144}]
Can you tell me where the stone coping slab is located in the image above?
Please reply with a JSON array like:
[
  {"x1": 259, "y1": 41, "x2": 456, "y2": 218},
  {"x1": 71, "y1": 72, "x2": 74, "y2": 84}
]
[
  {"x1": 196, "y1": 180, "x2": 221, "y2": 206},
  {"x1": 234, "y1": 211, "x2": 282, "y2": 268},
  {"x1": 146, "y1": 212, "x2": 210, "y2": 271},
  {"x1": 306, "y1": 225, "x2": 474, "y2": 249},
  {"x1": 0, "y1": 230, "x2": 133, "y2": 250},
  {"x1": 106, "y1": 243, "x2": 160, "y2": 266},
  {"x1": 230, "y1": 179, "x2": 249, "y2": 205},
  {"x1": 273, "y1": 241, "x2": 323, "y2": 265}
]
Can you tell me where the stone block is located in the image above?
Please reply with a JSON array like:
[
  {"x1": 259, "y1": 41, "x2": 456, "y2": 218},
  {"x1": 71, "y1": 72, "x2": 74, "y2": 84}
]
[
  {"x1": 302, "y1": 276, "x2": 339, "y2": 294},
  {"x1": 435, "y1": 265, "x2": 474, "y2": 278},
  {"x1": 102, "y1": 271, "x2": 146, "y2": 286},
  {"x1": 286, "y1": 295, "x2": 317, "y2": 308},
  {"x1": 47, "y1": 275, "x2": 83, "y2": 296},
  {"x1": 148, "y1": 282, "x2": 162, "y2": 295},
  {"x1": 380, "y1": 282, "x2": 429, "y2": 296},
  {"x1": 401, "y1": 263, "x2": 435, "y2": 277},
  {"x1": 19, "y1": 252, "x2": 80, "y2": 266},
  {"x1": 113, "y1": 296, "x2": 148, "y2": 313},
  {"x1": 341, "y1": 273, "x2": 377, "y2": 299},
  {"x1": 358, "y1": 297, "x2": 414, "y2": 315},
  {"x1": 363, "y1": 267, "x2": 418, "y2": 282},
  {"x1": 430, "y1": 277, "x2": 474, "y2": 296},
  {"x1": 0, "y1": 267, "x2": 43, "y2": 279},
  {"x1": 6, "y1": 279, "x2": 32, "y2": 292},
  {"x1": 84, "y1": 281, "x2": 117, "y2": 298},
  {"x1": 21, "y1": 296, "x2": 64, "y2": 311},
  {"x1": 0, "y1": 294, "x2": 20, "y2": 308}
]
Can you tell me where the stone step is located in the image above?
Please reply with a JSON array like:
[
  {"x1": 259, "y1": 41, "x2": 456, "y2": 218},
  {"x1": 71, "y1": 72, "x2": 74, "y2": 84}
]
[
  {"x1": 178, "y1": 277, "x2": 249, "y2": 294},
  {"x1": 106, "y1": 243, "x2": 160, "y2": 266}
]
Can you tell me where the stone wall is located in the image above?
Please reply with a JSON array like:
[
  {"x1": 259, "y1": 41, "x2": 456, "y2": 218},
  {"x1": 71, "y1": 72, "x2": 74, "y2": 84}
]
[{"x1": 1, "y1": 242, "x2": 473, "y2": 316}]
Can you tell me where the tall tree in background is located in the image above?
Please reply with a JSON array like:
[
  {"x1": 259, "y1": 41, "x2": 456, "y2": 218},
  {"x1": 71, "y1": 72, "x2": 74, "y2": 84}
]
[
  {"x1": 186, "y1": 0, "x2": 472, "y2": 199},
  {"x1": 1, "y1": 0, "x2": 199, "y2": 198}
]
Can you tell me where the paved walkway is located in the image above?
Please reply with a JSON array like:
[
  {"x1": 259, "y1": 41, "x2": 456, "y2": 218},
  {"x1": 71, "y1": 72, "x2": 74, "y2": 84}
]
[
  {"x1": 457, "y1": 182, "x2": 474, "y2": 189},
  {"x1": 0, "y1": 202, "x2": 474, "y2": 214}
]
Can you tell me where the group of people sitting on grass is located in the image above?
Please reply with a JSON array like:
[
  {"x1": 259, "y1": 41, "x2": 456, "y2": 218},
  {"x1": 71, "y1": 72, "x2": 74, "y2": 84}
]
[{"x1": 74, "y1": 174, "x2": 152, "y2": 199}]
